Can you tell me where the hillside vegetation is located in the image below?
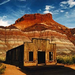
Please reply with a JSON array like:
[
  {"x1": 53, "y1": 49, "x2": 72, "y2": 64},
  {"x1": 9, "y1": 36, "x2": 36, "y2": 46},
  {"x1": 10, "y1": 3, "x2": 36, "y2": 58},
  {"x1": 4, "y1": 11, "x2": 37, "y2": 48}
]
[
  {"x1": 0, "y1": 63, "x2": 6, "y2": 74},
  {"x1": 57, "y1": 55, "x2": 75, "y2": 64}
]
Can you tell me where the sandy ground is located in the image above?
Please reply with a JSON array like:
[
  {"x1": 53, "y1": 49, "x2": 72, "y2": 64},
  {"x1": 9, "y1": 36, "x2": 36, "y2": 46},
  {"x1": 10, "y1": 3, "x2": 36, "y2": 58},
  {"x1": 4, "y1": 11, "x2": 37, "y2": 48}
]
[
  {"x1": 2, "y1": 64, "x2": 26, "y2": 75},
  {"x1": 1, "y1": 63, "x2": 75, "y2": 75},
  {"x1": 64, "y1": 64, "x2": 75, "y2": 70}
]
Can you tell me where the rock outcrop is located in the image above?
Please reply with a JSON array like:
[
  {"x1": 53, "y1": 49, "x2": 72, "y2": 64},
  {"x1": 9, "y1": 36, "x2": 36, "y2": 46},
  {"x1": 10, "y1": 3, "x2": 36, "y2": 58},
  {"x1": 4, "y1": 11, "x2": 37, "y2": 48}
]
[
  {"x1": 0, "y1": 13, "x2": 75, "y2": 57},
  {"x1": 12, "y1": 13, "x2": 75, "y2": 45}
]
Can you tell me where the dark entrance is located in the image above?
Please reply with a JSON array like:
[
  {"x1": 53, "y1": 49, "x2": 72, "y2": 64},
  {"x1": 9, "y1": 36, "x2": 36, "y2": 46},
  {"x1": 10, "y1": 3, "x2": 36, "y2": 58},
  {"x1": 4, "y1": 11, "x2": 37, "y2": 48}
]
[
  {"x1": 29, "y1": 52, "x2": 33, "y2": 61},
  {"x1": 38, "y1": 51, "x2": 45, "y2": 64}
]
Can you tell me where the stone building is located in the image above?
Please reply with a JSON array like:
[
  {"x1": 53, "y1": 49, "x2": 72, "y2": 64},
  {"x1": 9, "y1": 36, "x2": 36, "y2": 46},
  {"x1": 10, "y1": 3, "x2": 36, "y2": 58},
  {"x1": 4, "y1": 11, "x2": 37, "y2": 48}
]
[{"x1": 6, "y1": 38, "x2": 57, "y2": 67}]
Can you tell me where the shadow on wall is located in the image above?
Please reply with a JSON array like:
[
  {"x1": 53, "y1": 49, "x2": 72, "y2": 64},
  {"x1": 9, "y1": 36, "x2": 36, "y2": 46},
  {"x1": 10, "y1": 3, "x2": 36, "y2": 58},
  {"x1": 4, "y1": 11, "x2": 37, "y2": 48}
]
[
  {"x1": 6, "y1": 44, "x2": 24, "y2": 68},
  {"x1": 20, "y1": 65, "x2": 75, "y2": 75}
]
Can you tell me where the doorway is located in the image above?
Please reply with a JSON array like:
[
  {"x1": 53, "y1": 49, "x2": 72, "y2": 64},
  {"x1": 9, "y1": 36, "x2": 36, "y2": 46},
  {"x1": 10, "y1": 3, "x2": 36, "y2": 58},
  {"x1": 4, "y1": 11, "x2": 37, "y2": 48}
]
[
  {"x1": 38, "y1": 51, "x2": 45, "y2": 64},
  {"x1": 29, "y1": 52, "x2": 33, "y2": 61}
]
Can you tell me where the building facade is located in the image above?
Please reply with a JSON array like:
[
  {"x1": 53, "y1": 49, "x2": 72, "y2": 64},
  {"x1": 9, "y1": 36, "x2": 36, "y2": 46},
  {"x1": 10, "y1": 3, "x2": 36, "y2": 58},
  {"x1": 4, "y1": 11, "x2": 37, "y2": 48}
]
[{"x1": 6, "y1": 38, "x2": 57, "y2": 67}]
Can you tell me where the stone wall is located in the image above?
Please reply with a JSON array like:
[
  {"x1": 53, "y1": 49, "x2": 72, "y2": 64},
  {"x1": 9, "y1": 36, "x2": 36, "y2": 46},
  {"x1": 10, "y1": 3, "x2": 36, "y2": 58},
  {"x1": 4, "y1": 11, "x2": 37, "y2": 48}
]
[{"x1": 24, "y1": 38, "x2": 56, "y2": 66}]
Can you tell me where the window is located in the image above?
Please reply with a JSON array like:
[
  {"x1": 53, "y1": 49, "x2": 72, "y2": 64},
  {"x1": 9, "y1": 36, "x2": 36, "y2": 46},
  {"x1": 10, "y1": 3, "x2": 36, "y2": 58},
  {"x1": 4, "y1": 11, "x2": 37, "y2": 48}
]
[
  {"x1": 29, "y1": 52, "x2": 33, "y2": 61},
  {"x1": 49, "y1": 52, "x2": 53, "y2": 61}
]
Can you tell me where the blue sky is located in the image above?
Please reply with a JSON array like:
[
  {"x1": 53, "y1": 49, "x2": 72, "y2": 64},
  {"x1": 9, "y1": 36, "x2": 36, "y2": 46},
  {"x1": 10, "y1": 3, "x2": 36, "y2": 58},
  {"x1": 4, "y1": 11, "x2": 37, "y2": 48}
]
[{"x1": 0, "y1": 0, "x2": 75, "y2": 28}]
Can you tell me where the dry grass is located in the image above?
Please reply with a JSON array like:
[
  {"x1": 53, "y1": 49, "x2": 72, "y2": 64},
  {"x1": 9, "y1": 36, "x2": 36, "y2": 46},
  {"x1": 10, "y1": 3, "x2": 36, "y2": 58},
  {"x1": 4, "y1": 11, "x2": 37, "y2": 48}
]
[{"x1": 0, "y1": 57, "x2": 6, "y2": 62}]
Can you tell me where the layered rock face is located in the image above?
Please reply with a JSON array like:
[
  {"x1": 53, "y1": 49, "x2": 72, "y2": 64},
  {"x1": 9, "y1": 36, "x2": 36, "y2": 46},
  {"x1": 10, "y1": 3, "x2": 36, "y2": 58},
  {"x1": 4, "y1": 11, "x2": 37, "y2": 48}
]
[
  {"x1": 70, "y1": 28, "x2": 75, "y2": 38},
  {"x1": 12, "y1": 13, "x2": 75, "y2": 45},
  {"x1": 0, "y1": 26, "x2": 31, "y2": 57},
  {"x1": 0, "y1": 13, "x2": 75, "y2": 57}
]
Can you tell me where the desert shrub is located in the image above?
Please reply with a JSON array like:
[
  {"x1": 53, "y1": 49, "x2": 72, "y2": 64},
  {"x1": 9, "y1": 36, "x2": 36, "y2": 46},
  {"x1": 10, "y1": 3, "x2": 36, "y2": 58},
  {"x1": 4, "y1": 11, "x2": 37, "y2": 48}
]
[
  {"x1": 63, "y1": 58, "x2": 73, "y2": 64},
  {"x1": 57, "y1": 55, "x2": 75, "y2": 65},
  {"x1": 63, "y1": 56, "x2": 73, "y2": 64},
  {"x1": 0, "y1": 57, "x2": 5, "y2": 62},
  {"x1": 72, "y1": 55, "x2": 75, "y2": 63},
  {"x1": 57, "y1": 56, "x2": 64, "y2": 63},
  {"x1": 0, "y1": 63, "x2": 6, "y2": 74}
]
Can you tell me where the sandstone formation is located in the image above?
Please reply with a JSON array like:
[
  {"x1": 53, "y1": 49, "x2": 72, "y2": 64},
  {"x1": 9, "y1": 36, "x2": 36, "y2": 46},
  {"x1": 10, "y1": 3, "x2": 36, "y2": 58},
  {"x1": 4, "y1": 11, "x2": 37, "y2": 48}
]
[{"x1": 0, "y1": 13, "x2": 75, "y2": 57}]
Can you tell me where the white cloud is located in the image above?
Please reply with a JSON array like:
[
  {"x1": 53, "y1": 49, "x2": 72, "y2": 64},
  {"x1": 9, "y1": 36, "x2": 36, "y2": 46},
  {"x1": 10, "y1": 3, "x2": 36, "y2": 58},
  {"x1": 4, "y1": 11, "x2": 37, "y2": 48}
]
[
  {"x1": 43, "y1": 5, "x2": 54, "y2": 14},
  {"x1": 60, "y1": 0, "x2": 75, "y2": 8},
  {"x1": 65, "y1": 12, "x2": 69, "y2": 18},
  {"x1": 60, "y1": 1, "x2": 68, "y2": 9},
  {"x1": 65, "y1": 9, "x2": 75, "y2": 18},
  {"x1": 53, "y1": 9, "x2": 64, "y2": 14},
  {"x1": 39, "y1": 9, "x2": 41, "y2": 11},
  {"x1": 52, "y1": 10, "x2": 59, "y2": 14},
  {"x1": 60, "y1": 4, "x2": 63, "y2": 6},
  {"x1": 0, "y1": 19, "x2": 9, "y2": 26},
  {"x1": 61, "y1": 1, "x2": 67, "y2": 4},
  {"x1": 66, "y1": 12, "x2": 69, "y2": 14},
  {"x1": 0, "y1": 0, "x2": 10, "y2": 5},
  {"x1": 37, "y1": 9, "x2": 42, "y2": 13},
  {"x1": 43, "y1": 10, "x2": 53, "y2": 14},
  {"x1": 45, "y1": 5, "x2": 54, "y2": 10},
  {"x1": 7, "y1": 7, "x2": 26, "y2": 17},
  {"x1": 0, "y1": 16, "x2": 7, "y2": 20},
  {"x1": 54, "y1": 8, "x2": 75, "y2": 28},
  {"x1": 45, "y1": 5, "x2": 50, "y2": 10},
  {"x1": 60, "y1": 4, "x2": 68, "y2": 9},
  {"x1": 0, "y1": 16, "x2": 9, "y2": 26},
  {"x1": 68, "y1": 0, "x2": 75, "y2": 8},
  {"x1": 60, "y1": 10, "x2": 64, "y2": 12}
]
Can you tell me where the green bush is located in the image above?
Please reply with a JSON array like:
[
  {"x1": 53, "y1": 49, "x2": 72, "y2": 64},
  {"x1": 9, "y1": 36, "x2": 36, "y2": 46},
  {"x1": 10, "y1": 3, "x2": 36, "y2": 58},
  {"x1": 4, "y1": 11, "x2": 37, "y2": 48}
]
[
  {"x1": 72, "y1": 56, "x2": 75, "y2": 63},
  {"x1": 57, "y1": 55, "x2": 75, "y2": 65},
  {"x1": 57, "y1": 57, "x2": 64, "y2": 63}
]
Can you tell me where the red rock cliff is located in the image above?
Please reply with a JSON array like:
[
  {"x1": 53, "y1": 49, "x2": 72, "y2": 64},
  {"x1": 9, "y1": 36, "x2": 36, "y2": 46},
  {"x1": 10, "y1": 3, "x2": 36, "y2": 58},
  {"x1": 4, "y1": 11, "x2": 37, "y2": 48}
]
[
  {"x1": 12, "y1": 13, "x2": 75, "y2": 45},
  {"x1": 0, "y1": 13, "x2": 75, "y2": 57}
]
